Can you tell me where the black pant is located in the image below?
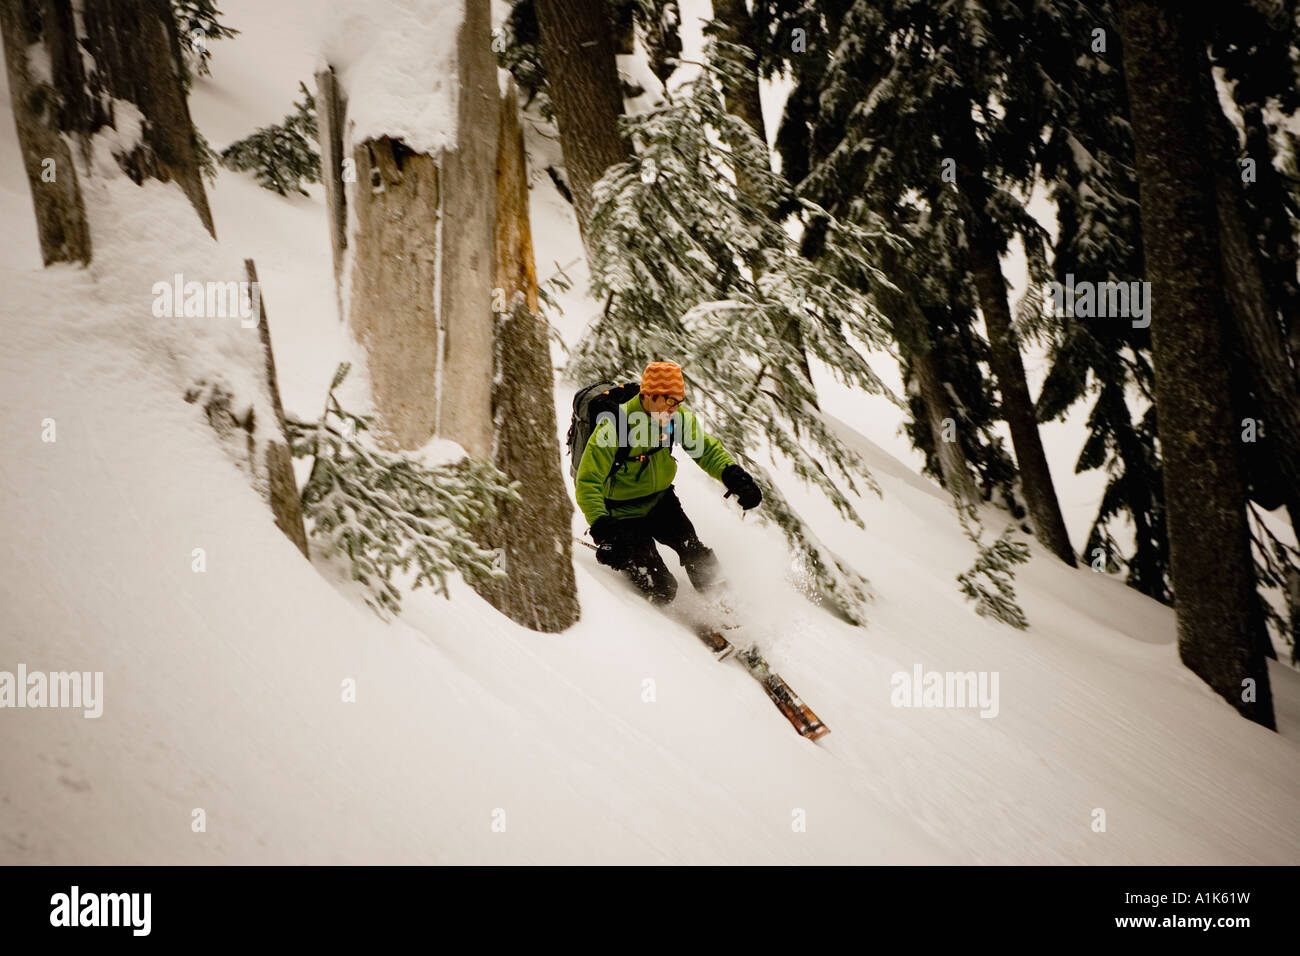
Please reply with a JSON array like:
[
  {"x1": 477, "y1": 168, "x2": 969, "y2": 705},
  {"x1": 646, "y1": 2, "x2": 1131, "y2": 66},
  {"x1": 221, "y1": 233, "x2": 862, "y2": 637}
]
[{"x1": 595, "y1": 486, "x2": 722, "y2": 604}]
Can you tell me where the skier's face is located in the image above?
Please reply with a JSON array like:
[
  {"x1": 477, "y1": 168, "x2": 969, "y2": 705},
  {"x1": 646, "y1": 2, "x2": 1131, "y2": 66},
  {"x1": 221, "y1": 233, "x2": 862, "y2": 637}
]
[{"x1": 642, "y1": 393, "x2": 681, "y2": 425}]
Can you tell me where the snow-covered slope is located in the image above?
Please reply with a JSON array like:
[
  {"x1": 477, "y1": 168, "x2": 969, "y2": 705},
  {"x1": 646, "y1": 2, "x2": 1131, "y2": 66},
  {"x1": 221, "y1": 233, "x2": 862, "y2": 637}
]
[{"x1": 1, "y1": 0, "x2": 1296, "y2": 865}]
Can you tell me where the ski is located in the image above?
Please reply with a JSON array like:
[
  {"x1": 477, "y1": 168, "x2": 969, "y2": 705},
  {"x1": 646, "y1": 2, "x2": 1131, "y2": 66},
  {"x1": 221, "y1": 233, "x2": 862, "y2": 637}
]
[
  {"x1": 694, "y1": 624, "x2": 735, "y2": 660},
  {"x1": 693, "y1": 623, "x2": 830, "y2": 741},
  {"x1": 575, "y1": 536, "x2": 828, "y2": 740}
]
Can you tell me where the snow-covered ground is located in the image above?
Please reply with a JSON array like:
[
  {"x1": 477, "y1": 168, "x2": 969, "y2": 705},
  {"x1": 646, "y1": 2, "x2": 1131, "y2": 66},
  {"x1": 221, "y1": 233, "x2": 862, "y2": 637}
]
[{"x1": 0, "y1": 0, "x2": 1296, "y2": 865}]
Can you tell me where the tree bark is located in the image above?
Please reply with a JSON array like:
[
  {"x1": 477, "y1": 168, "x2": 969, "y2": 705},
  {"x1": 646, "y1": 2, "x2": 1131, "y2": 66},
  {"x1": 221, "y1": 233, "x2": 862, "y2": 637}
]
[
  {"x1": 706, "y1": 0, "x2": 768, "y2": 202},
  {"x1": 344, "y1": 0, "x2": 497, "y2": 458},
  {"x1": 435, "y1": 0, "x2": 498, "y2": 458},
  {"x1": 492, "y1": 83, "x2": 542, "y2": 320},
  {"x1": 534, "y1": 0, "x2": 631, "y2": 252},
  {"x1": 1195, "y1": 54, "x2": 1300, "y2": 520},
  {"x1": 911, "y1": 333, "x2": 979, "y2": 505},
  {"x1": 946, "y1": 92, "x2": 1074, "y2": 564},
  {"x1": 0, "y1": 0, "x2": 89, "y2": 263},
  {"x1": 904, "y1": 346, "x2": 973, "y2": 496},
  {"x1": 346, "y1": 137, "x2": 443, "y2": 451},
  {"x1": 472, "y1": 82, "x2": 581, "y2": 632},
  {"x1": 875, "y1": 245, "x2": 978, "y2": 504},
  {"x1": 966, "y1": 228, "x2": 1077, "y2": 565},
  {"x1": 1196, "y1": 49, "x2": 1300, "y2": 673},
  {"x1": 0, "y1": 0, "x2": 214, "y2": 263},
  {"x1": 1108, "y1": 384, "x2": 1168, "y2": 602},
  {"x1": 1117, "y1": 0, "x2": 1274, "y2": 729},
  {"x1": 245, "y1": 259, "x2": 310, "y2": 559},
  {"x1": 314, "y1": 65, "x2": 348, "y2": 309}
]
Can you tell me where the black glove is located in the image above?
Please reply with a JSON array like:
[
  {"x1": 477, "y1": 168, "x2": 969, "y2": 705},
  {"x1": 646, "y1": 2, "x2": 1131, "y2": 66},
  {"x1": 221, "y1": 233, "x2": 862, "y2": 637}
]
[
  {"x1": 589, "y1": 515, "x2": 623, "y2": 546},
  {"x1": 721, "y1": 464, "x2": 762, "y2": 510},
  {"x1": 590, "y1": 515, "x2": 629, "y2": 567}
]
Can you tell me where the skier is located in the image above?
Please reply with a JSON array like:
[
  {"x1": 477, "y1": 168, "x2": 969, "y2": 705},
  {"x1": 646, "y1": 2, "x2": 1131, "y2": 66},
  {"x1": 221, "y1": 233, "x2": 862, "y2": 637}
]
[{"x1": 574, "y1": 360, "x2": 763, "y2": 605}]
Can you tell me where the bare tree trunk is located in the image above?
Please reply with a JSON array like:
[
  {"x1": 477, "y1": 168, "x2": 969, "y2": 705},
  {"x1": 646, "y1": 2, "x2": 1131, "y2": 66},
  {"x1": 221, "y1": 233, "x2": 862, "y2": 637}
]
[
  {"x1": 875, "y1": 246, "x2": 978, "y2": 504},
  {"x1": 1196, "y1": 55, "x2": 1300, "y2": 518},
  {"x1": 472, "y1": 82, "x2": 580, "y2": 632},
  {"x1": 909, "y1": 349, "x2": 967, "y2": 481},
  {"x1": 945, "y1": 98, "x2": 1075, "y2": 564},
  {"x1": 347, "y1": 137, "x2": 443, "y2": 450},
  {"x1": 245, "y1": 260, "x2": 309, "y2": 559},
  {"x1": 493, "y1": 83, "x2": 542, "y2": 321},
  {"x1": 344, "y1": 0, "x2": 497, "y2": 458},
  {"x1": 706, "y1": 0, "x2": 767, "y2": 201},
  {"x1": 436, "y1": 0, "x2": 498, "y2": 458},
  {"x1": 0, "y1": 0, "x2": 213, "y2": 263},
  {"x1": 0, "y1": 0, "x2": 89, "y2": 263},
  {"x1": 913, "y1": 343, "x2": 979, "y2": 505},
  {"x1": 1118, "y1": 0, "x2": 1274, "y2": 729},
  {"x1": 314, "y1": 65, "x2": 348, "y2": 309},
  {"x1": 1196, "y1": 50, "x2": 1300, "y2": 673},
  {"x1": 534, "y1": 0, "x2": 631, "y2": 252},
  {"x1": 966, "y1": 232, "x2": 1077, "y2": 565}
]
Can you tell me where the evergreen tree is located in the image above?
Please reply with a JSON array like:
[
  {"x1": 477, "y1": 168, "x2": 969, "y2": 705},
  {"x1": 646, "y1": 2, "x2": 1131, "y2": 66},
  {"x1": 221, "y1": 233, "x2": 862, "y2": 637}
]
[
  {"x1": 499, "y1": 0, "x2": 683, "y2": 118},
  {"x1": 193, "y1": 128, "x2": 219, "y2": 186},
  {"x1": 633, "y1": 0, "x2": 684, "y2": 86},
  {"x1": 534, "y1": 0, "x2": 633, "y2": 251},
  {"x1": 1249, "y1": 502, "x2": 1300, "y2": 663},
  {"x1": 171, "y1": 0, "x2": 239, "y2": 89},
  {"x1": 1034, "y1": 0, "x2": 1297, "y2": 628},
  {"x1": 1210, "y1": 0, "x2": 1300, "y2": 360},
  {"x1": 1032, "y1": 10, "x2": 1171, "y2": 601},
  {"x1": 219, "y1": 82, "x2": 320, "y2": 196},
  {"x1": 769, "y1": 0, "x2": 854, "y2": 215},
  {"x1": 286, "y1": 364, "x2": 520, "y2": 618},
  {"x1": 878, "y1": 0, "x2": 1081, "y2": 561},
  {"x1": 901, "y1": 298, "x2": 1022, "y2": 513},
  {"x1": 704, "y1": 1, "x2": 770, "y2": 168},
  {"x1": 955, "y1": 500, "x2": 1031, "y2": 630},
  {"x1": 776, "y1": 1, "x2": 1035, "y2": 516},
  {"x1": 1200, "y1": 1, "x2": 1300, "y2": 656},
  {"x1": 568, "y1": 51, "x2": 899, "y2": 624},
  {"x1": 496, "y1": 0, "x2": 553, "y2": 120},
  {"x1": 1117, "y1": 0, "x2": 1274, "y2": 728},
  {"x1": 881, "y1": 210, "x2": 1023, "y2": 514},
  {"x1": 772, "y1": 1, "x2": 992, "y2": 502}
]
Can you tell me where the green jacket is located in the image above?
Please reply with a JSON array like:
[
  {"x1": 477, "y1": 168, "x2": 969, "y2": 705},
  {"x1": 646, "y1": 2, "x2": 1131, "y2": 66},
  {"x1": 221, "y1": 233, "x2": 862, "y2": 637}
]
[{"x1": 575, "y1": 394, "x2": 735, "y2": 524}]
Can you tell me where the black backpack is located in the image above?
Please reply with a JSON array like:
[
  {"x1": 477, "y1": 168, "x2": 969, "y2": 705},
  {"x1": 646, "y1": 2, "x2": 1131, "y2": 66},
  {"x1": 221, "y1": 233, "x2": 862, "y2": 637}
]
[{"x1": 565, "y1": 380, "x2": 674, "y2": 484}]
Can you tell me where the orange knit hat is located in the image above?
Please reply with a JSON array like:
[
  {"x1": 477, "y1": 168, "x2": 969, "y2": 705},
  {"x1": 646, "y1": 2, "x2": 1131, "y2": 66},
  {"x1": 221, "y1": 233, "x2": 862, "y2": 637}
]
[{"x1": 640, "y1": 361, "x2": 686, "y2": 399}]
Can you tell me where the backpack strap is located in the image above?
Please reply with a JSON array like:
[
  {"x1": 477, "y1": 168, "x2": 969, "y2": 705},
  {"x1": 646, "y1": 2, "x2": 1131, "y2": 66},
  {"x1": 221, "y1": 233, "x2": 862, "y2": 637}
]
[
  {"x1": 606, "y1": 445, "x2": 632, "y2": 486},
  {"x1": 599, "y1": 391, "x2": 677, "y2": 485},
  {"x1": 613, "y1": 419, "x2": 675, "y2": 482}
]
